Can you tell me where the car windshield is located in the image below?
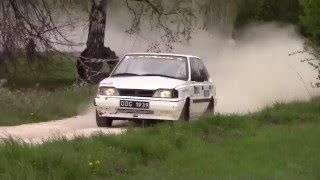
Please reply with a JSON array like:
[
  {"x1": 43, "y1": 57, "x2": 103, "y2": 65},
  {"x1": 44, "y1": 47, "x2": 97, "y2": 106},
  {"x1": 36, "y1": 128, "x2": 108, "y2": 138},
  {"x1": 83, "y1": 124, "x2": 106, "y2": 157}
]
[{"x1": 111, "y1": 55, "x2": 189, "y2": 80}]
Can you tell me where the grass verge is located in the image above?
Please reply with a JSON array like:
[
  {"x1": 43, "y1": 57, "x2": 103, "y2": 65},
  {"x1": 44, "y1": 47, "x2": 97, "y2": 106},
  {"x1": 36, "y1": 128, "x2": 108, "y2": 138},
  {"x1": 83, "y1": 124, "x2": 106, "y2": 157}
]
[
  {"x1": 0, "y1": 86, "x2": 96, "y2": 126},
  {"x1": 0, "y1": 98, "x2": 319, "y2": 179},
  {"x1": 0, "y1": 55, "x2": 98, "y2": 126},
  {"x1": 1, "y1": 56, "x2": 76, "y2": 90}
]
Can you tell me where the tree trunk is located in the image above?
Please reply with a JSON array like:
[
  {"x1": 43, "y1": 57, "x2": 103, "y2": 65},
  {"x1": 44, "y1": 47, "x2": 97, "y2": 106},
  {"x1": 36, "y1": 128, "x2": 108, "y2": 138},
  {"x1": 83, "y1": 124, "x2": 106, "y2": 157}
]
[{"x1": 77, "y1": 0, "x2": 117, "y2": 84}]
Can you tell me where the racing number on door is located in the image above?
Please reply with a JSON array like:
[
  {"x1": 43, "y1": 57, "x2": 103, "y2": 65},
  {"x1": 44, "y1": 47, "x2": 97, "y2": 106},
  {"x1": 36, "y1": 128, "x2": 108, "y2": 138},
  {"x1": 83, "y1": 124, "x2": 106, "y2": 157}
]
[{"x1": 194, "y1": 86, "x2": 200, "y2": 94}]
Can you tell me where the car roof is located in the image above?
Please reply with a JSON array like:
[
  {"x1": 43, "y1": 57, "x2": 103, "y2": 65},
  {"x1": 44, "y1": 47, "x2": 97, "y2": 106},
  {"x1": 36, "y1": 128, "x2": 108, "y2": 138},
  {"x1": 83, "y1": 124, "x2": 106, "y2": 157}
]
[{"x1": 124, "y1": 53, "x2": 201, "y2": 59}]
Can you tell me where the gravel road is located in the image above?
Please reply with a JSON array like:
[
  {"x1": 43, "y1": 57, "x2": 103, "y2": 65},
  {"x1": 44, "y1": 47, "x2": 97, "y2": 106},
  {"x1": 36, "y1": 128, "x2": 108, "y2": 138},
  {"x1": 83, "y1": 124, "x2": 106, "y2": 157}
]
[{"x1": 0, "y1": 108, "x2": 128, "y2": 144}]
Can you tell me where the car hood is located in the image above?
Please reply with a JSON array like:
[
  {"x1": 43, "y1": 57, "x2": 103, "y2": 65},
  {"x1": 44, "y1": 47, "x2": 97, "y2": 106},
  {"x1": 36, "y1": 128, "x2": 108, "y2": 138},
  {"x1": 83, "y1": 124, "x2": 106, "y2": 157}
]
[{"x1": 100, "y1": 76, "x2": 186, "y2": 90}]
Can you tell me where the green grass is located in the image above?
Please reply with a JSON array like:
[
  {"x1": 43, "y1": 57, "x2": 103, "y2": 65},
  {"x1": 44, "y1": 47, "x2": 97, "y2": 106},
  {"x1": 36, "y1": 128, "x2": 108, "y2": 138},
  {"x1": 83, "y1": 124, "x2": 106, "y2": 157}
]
[
  {"x1": 0, "y1": 55, "x2": 98, "y2": 126},
  {"x1": 0, "y1": 99, "x2": 319, "y2": 179},
  {"x1": 0, "y1": 56, "x2": 97, "y2": 126},
  {"x1": 0, "y1": 86, "x2": 96, "y2": 126},
  {"x1": 2, "y1": 56, "x2": 77, "y2": 90},
  {"x1": 2, "y1": 54, "x2": 111, "y2": 90}
]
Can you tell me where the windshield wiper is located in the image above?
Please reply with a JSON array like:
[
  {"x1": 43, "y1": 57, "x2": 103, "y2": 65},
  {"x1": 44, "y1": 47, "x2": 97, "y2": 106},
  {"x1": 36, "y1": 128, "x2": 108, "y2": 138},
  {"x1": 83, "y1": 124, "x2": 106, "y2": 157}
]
[
  {"x1": 140, "y1": 74, "x2": 178, "y2": 79},
  {"x1": 112, "y1": 73, "x2": 141, "y2": 77}
]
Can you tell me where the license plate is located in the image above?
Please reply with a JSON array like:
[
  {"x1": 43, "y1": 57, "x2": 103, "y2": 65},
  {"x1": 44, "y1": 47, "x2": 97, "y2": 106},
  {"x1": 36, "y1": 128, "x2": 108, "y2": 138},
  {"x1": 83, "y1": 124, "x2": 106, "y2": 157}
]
[{"x1": 120, "y1": 100, "x2": 150, "y2": 109}]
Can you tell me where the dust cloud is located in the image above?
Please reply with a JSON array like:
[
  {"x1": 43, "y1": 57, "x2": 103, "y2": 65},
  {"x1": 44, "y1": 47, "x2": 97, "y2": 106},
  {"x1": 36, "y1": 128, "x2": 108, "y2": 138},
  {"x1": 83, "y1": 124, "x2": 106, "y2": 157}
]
[
  {"x1": 174, "y1": 23, "x2": 320, "y2": 113},
  {"x1": 67, "y1": 6, "x2": 320, "y2": 114}
]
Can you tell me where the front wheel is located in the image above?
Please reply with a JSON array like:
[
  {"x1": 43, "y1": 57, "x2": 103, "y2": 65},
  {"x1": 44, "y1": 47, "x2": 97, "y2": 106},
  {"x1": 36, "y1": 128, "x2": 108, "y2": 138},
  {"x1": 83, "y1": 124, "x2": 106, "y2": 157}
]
[
  {"x1": 96, "y1": 110, "x2": 113, "y2": 127},
  {"x1": 179, "y1": 99, "x2": 190, "y2": 122}
]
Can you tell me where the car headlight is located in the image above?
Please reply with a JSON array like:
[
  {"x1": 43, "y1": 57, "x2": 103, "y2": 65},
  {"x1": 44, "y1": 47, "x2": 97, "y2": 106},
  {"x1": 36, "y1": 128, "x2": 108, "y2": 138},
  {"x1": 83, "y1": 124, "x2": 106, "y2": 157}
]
[
  {"x1": 98, "y1": 87, "x2": 119, "y2": 96},
  {"x1": 153, "y1": 89, "x2": 178, "y2": 98}
]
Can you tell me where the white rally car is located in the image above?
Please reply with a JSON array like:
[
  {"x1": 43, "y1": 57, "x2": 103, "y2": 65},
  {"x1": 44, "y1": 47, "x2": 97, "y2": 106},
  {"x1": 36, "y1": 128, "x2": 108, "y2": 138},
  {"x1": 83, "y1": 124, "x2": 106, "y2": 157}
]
[{"x1": 94, "y1": 53, "x2": 217, "y2": 127}]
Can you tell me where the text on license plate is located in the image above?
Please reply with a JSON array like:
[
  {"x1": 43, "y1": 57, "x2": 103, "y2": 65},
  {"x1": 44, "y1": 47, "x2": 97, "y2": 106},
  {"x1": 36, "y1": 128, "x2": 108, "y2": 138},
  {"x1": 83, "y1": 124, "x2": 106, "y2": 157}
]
[{"x1": 120, "y1": 100, "x2": 150, "y2": 109}]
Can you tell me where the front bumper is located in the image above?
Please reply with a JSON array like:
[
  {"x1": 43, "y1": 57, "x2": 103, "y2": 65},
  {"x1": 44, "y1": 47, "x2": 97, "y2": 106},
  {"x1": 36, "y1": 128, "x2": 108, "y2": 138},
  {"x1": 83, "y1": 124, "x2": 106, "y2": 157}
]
[{"x1": 94, "y1": 96, "x2": 186, "y2": 121}]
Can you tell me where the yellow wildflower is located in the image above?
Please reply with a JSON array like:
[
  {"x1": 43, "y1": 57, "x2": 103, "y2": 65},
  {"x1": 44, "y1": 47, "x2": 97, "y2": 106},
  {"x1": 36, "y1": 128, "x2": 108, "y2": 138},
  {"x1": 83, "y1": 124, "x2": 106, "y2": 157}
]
[
  {"x1": 89, "y1": 162, "x2": 93, "y2": 166},
  {"x1": 95, "y1": 160, "x2": 101, "y2": 164}
]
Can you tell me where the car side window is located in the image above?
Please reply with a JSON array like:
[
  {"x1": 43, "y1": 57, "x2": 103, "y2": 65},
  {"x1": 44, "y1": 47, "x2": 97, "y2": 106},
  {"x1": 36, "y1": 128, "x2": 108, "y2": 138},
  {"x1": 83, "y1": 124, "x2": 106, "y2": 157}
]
[
  {"x1": 190, "y1": 58, "x2": 201, "y2": 82},
  {"x1": 195, "y1": 58, "x2": 210, "y2": 81},
  {"x1": 190, "y1": 58, "x2": 209, "y2": 82}
]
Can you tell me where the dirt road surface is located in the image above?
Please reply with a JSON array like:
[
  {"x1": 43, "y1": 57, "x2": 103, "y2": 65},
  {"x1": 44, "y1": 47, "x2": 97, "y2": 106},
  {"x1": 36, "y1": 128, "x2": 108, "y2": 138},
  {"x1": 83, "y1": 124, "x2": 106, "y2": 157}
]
[{"x1": 0, "y1": 109, "x2": 128, "y2": 144}]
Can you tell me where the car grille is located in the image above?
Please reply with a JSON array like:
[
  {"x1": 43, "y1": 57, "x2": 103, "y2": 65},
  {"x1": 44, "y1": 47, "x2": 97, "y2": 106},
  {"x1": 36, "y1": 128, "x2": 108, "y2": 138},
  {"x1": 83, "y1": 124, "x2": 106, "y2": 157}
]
[{"x1": 118, "y1": 89, "x2": 155, "y2": 97}]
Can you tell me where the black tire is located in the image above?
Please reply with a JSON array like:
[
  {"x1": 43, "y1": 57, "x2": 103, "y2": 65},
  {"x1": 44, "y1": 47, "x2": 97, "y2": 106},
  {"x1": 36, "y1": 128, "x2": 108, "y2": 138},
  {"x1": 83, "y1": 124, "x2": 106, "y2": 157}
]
[
  {"x1": 96, "y1": 110, "x2": 113, "y2": 127},
  {"x1": 204, "y1": 98, "x2": 215, "y2": 117},
  {"x1": 179, "y1": 99, "x2": 190, "y2": 122}
]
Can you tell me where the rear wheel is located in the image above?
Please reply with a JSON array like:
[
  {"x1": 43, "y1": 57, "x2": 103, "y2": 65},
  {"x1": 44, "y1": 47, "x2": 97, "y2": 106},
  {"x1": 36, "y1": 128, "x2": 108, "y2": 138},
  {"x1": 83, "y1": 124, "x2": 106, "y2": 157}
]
[
  {"x1": 96, "y1": 110, "x2": 113, "y2": 127},
  {"x1": 179, "y1": 99, "x2": 190, "y2": 122},
  {"x1": 204, "y1": 98, "x2": 215, "y2": 117}
]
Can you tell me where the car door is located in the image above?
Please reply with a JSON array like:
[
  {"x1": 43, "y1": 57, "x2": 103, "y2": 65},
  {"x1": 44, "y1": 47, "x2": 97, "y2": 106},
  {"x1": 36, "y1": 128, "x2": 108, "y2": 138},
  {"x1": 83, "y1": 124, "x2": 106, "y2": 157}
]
[{"x1": 189, "y1": 58, "x2": 212, "y2": 119}]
